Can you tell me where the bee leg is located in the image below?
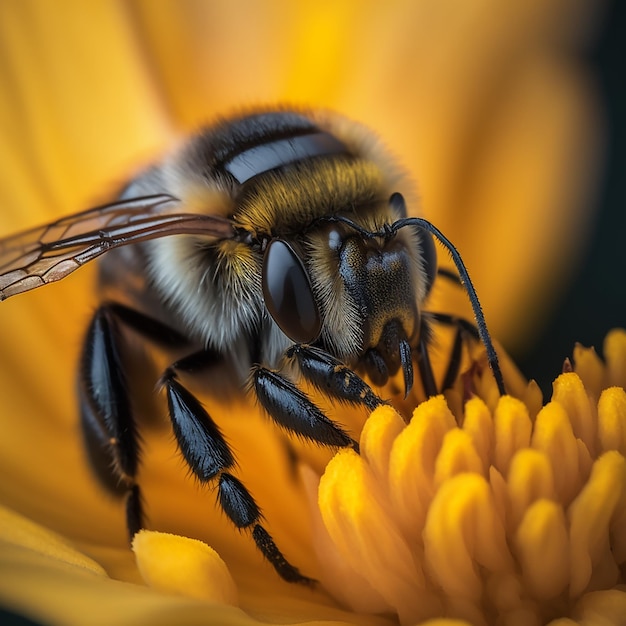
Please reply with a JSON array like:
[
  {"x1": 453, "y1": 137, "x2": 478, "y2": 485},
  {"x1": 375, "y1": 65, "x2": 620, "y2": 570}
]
[
  {"x1": 79, "y1": 306, "x2": 144, "y2": 537},
  {"x1": 102, "y1": 301, "x2": 192, "y2": 349},
  {"x1": 426, "y1": 312, "x2": 488, "y2": 393},
  {"x1": 440, "y1": 325, "x2": 465, "y2": 391},
  {"x1": 253, "y1": 365, "x2": 359, "y2": 452},
  {"x1": 285, "y1": 344, "x2": 385, "y2": 410},
  {"x1": 160, "y1": 363, "x2": 314, "y2": 585},
  {"x1": 427, "y1": 311, "x2": 480, "y2": 341},
  {"x1": 436, "y1": 266, "x2": 463, "y2": 287},
  {"x1": 416, "y1": 334, "x2": 439, "y2": 398}
]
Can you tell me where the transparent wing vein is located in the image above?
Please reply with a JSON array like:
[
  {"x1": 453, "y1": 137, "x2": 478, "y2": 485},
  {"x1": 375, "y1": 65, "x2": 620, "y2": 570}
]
[{"x1": 0, "y1": 195, "x2": 234, "y2": 300}]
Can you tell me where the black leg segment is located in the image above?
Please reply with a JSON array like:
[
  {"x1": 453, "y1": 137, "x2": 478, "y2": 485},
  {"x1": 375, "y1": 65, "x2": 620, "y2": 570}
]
[
  {"x1": 126, "y1": 484, "x2": 144, "y2": 538},
  {"x1": 161, "y1": 365, "x2": 314, "y2": 584},
  {"x1": 218, "y1": 473, "x2": 261, "y2": 528},
  {"x1": 104, "y1": 301, "x2": 191, "y2": 349},
  {"x1": 416, "y1": 335, "x2": 438, "y2": 398},
  {"x1": 440, "y1": 325, "x2": 465, "y2": 392},
  {"x1": 286, "y1": 344, "x2": 385, "y2": 411},
  {"x1": 162, "y1": 371, "x2": 235, "y2": 482},
  {"x1": 253, "y1": 366, "x2": 358, "y2": 450},
  {"x1": 79, "y1": 305, "x2": 144, "y2": 536},
  {"x1": 252, "y1": 524, "x2": 314, "y2": 585},
  {"x1": 425, "y1": 311, "x2": 493, "y2": 393}
]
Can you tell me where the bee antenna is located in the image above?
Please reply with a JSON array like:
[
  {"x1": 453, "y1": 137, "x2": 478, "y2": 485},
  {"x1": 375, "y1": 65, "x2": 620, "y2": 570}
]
[
  {"x1": 391, "y1": 215, "x2": 506, "y2": 396},
  {"x1": 316, "y1": 215, "x2": 377, "y2": 239},
  {"x1": 319, "y1": 215, "x2": 395, "y2": 241}
]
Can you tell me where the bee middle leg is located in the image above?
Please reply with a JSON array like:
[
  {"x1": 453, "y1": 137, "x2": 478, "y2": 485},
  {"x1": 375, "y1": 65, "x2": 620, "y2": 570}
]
[
  {"x1": 160, "y1": 351, "x2": 314, "y2": 584},
  {"x1": 405, "y1": 314, "x2": 465, "y2": 398}
]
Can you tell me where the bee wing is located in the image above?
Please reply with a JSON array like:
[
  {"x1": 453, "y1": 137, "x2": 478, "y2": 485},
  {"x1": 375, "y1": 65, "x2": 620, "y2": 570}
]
[{"x1": 0, "y1": 194, "x2": 235, "y2": 300}]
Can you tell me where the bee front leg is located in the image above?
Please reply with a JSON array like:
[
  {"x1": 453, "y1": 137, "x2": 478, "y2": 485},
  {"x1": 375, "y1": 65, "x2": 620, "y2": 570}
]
[
  {"x1": 253, "y1": 361, "x2": 360, "y2": 452},
  {"x1": 286, "y1": 344, "x2": 385, "y2": 411}
]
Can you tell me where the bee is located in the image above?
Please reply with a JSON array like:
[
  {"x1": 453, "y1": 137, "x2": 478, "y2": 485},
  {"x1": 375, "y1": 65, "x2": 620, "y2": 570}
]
[{"x1": 0, "y1": 108, "x2": 504, "y2": 584}]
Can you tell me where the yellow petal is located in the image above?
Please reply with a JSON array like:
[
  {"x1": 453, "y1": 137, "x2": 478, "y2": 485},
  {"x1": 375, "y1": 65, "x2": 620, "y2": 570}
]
[
  {"x1": 132, "y1": 530, "x2": 238, "y2": 605},
  {"x1": 388, "y1": 396, "x2": 457, "y2": 534},
  {"x1": 604, "y1": 329, "x2": 626, "y2": 388},
  {"x1": 522, "y1": 379, "x2": 545, "y2": 422},
  {"x1": 0, "y1": 509, "x2": 267, "y2": 626},
  {"x1": 360, "y1": 405, "x2": 405, "y2": 483},
  {"x1": 572, "y1": 344, "x2": 605, "y2": 401},
  {"x1": 300, "y1": 465, "x2": 390, "y2": 616},
  {"x1": 488, "y1": 465, "x2": 509, "y2": 528},
  {"x1": 568, "y1": 589, "x2": 626, "y2": 626},
  {"x1": 434, "y1": 429, "x2": 484, "y2": 487},
  {"x1": 0, "y1": 504, "x2": 105, "y2": 576},
  {"x1": 423, "y1": 473, "x2": 513, "y2": 602},
  {"x1": 418, "y1": 621, "x2": 473, "y2": 626},
  {"x1": 552, "y1": 373, "x2": 597, "y2": 457},
  {"x1": 319, "y1": 448, "x2": 437, "y2": 624},
  {"x1": 461, "y1": 396, "x2": 494, "y2": 474}
]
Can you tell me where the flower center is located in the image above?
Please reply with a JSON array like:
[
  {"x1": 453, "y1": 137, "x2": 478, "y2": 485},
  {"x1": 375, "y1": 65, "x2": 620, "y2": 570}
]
[{"x1": 312, "y1": 352, "x2": 626, "y2": 625}]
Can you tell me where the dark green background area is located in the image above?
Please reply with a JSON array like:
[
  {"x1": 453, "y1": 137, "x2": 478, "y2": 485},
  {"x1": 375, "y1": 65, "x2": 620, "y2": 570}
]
[{"x1": 516, "y1": 1, "x2": 626, "y2": 397}]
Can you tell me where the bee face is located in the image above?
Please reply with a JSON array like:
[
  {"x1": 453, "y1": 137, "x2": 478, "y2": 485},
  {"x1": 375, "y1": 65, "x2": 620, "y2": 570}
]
[
  {"x1": 296, "y1": 216, "x2": 428, "y2": 382},
  {"x1": 0, "y1": 107, "x2": 504, "y2": 585}
]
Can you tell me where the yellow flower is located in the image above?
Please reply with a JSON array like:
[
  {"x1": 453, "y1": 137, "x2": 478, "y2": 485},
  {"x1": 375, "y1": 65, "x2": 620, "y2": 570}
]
[
  {"x1": 0, "y1": 1, "x2": 612, "y2": 626},
  {"x1": 308, "y1": 330, "x2": 626, "y2": 625}
]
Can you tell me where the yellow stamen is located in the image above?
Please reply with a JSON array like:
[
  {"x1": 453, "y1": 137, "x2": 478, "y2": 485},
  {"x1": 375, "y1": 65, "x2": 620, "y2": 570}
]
[
  {"x1": 314, "y1": 356, "x2": 626, "y2": 625},
  {"x1": 597, "y1": 386, "x2": 626, "y2": 454}
]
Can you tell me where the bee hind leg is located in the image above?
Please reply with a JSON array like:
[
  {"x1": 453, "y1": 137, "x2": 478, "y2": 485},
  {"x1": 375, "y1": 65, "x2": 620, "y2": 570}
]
[
  {"x1": 79, "y1": 305, "x2": 145, "y2": 537},
  {"x1": 79, "y1": 301, "x2": 198, "y2": 537}
]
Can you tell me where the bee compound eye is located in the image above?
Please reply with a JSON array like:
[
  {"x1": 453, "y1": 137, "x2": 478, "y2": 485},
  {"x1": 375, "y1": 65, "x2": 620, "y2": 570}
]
[{"x1": 262, "y1": 239, "x2": 322, "y2": 344}]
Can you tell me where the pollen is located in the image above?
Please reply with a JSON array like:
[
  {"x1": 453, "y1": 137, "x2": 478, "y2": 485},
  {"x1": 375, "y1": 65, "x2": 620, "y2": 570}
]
[{"x1": 312, "y1": 331, "x2": 626, "y2": 625}]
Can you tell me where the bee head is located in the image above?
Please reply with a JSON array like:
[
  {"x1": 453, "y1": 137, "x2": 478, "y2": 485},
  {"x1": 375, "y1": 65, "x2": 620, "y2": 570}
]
[{"x1": 261, "y1": 193, "x2": 437, "y2": 390}]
